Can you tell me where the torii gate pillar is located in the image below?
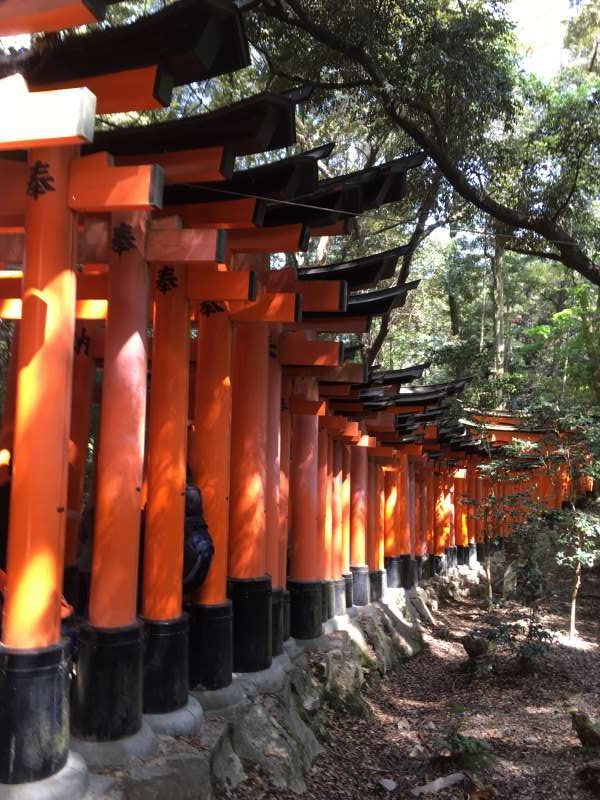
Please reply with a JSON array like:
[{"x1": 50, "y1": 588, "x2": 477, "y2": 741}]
[
  {"x1": 0, "y1": 145, "x2": 82, "y2": 789},
  {"x1": 228, "y1": 322, "x2": 272, "y2": 672}
]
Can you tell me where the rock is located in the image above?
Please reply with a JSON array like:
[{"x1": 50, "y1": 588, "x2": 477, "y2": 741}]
[
  {"x1": 578, "y1": 760, "x2": 600, "y2": 794},
  {"x1": 378, "y1": 777, "x2": 398, "y2": 792},
  {"x1": 462, "y1": 634, "x2": 490, "y2": 660},
  {"x1": 411, "y1": 772, "x2": 466, "y2": 796},
  {"x1": 409, "y1": 744, "x2": 428, "y2": 760},
  {"x1": 122, "y1": 753, "x2": 212, "y2": 800},
  {"x1": 572, "y1": 711, "x2": 600, "y2": 748}
]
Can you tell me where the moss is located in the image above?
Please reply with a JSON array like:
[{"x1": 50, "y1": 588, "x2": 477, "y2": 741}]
[{"x1": 321, "y1": 687, "x2": 368, "y2": 718}]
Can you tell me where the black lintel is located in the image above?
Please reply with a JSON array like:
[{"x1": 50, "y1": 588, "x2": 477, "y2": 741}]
[
  {"x1": 369, "y1": 362, "x2": 431, "y2": 385},
  {"x1": 303, "y1": 281, "x2": 420, "y2": 321},
  {"x1": 297, "y1": 245, "x2": 409, "y2": 291},
  {"x1": 86, "y1": 88, "x2": 303, "y2": 158},
  {"x1": 163, "y1": 143, "x2": 334, "y2": 206},
  {"x1": 261, "y1": 153, "x2": 424, "y2": 228},
  {"x1": 0, "y1": 0, "x2": 249, "y2": 93}
]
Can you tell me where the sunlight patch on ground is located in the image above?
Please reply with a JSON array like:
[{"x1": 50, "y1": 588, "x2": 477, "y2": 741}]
[{"x1": 556, "y1": 632, "x2": 598, "y2": 651}]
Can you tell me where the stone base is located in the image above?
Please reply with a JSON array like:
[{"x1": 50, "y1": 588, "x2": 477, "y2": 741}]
[
  {"x1": 0, "y1": 752, "x2": 87, "y2": 800},
  {"x1": 192, "y1": 681, "x2": 246, "y2": 715},
  {"x1": 70, "y1": 721, "x2": 158, "y2": 770},
  {"x1": 144, "y1": 695, "x2": 203, "y2": 736}
]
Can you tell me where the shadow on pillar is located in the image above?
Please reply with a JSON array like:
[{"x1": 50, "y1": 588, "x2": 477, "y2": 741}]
[
  {"x1": 271, "y1": 587, "x2": 284, "y2": 657},
  {"x1": 287, "y1": 580, "x2": 322, "y2": 639},
  {"x1": 369, "y1": 570, "x2": 387, "y2": 602},
  {"x1": 445, "y1": 546, "x2": 457, "y2": 570},
  {"x1": 72, "y1": 622, "x2": 144, "y2": 742},
  {"x1": 0, "y1": 642, "x2": 71, "y2": 785},
  {"x1": 384, "y1": 556, "x2": 402, "y2": 588},
  {"x1": 399, "y1": 554, "x2": 413, "y2": 590},
  {"x1": 343, "y1": 572, "x2": 354, "y2": 608},
  {"x1": 433, "y1": 554, "x2": 447, "y2": 576},
  {"x1": 333, "y1": 578, "x2": 346, "y2": 616},
  {"x1": 476, "y1": 542, "x2": 486, "y2": 563},
  {"x1": 415, "y1": 555, "x2": 429, "y2": 583},
  {"x1": 188, "y1": 601, "x2": 233, "y2": 691},
  {"x1": 142, "y1": 616, "x2": 189, "y2": 714},
  {"x1": 283, "y1": 589, "x2": 291, "y2": 641},
  {"x1": 228, "y1": 576, "x2": 272, "y2": 673},
  {"x1": 350, "y1": 565, "x2": 370, "y2": 606},
  {"x1": 321, "y1": 580, "x2": 335, "y2": 621}
]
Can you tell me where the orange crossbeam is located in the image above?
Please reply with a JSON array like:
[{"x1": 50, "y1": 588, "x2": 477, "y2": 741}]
[
  {"x1": 69, "y1": 152, "x2": 163, "y2": 212},
  {"x1": 278, "y1": 333, "x2": 342, "y2": 367},
  {"x1": 0, "y1": 0, "x2": 103, "y2": 34},
  {"x1": 282, "y1": 362, "x2": 365, "y2": 383},
  {"x1": 228, "y1": 225, "x2": 308, "y2": 254},
  {"x1": 289, "y1": 397, "x2": 327, "y2": 416},
  {"x1": 266, "y1": 268, "x2": 346, "y2": 312},
  {"x1": 229, "y1": 292, "x2": 300, "y2": 323},
  {"x1": 160, "y1": 199, "x2": 259, "y2": 229},
  {"x1": 115, "y1": 147, "x2": 229, "y2": 185}
]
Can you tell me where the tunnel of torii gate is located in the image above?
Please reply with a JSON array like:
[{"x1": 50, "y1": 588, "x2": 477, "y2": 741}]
[{"x1": 0, "y1": 1, "x2": 592, "y2": 795}]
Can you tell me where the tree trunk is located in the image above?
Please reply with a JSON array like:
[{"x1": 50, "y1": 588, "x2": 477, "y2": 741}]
[
  {"x1": 570, "y1": 561, "x2": 582, "y2": 639},
  {"x1": 448, "y1": 292, "x2": 460, "y2": 337},
  {"x1": 490, "y1": 229, "x2": 506, "y2": 377}
]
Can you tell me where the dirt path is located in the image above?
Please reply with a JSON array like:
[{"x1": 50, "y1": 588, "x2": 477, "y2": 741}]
[{"x1": 222, "y1": 576, "x2": 600, "y2": 800}]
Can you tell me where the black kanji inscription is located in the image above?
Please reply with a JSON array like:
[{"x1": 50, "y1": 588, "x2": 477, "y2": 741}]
[
  {"x1": 111, "y1": 222, "x2": 136, "y2": 255},
  {"x1": 27, "y1": 161, "x2": 55, "y2": 199},
  {"x1": 156, "y1": 265, "x2": 179, "y2": 294},
  {"x1": 199, "y1": 301, "x2": 225, "y2": 316}
]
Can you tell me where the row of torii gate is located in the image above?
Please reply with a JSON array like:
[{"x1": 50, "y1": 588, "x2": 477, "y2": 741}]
[{"x1": 0, "y1": 1, "x2": 585, "y2": 795}]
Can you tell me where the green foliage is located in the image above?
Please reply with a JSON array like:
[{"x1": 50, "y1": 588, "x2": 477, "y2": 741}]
[{"x1": 554, "y1": 509, "x2": 600, "y2": 571}]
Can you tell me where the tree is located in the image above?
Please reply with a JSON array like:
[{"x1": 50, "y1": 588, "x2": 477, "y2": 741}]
[
  {"x1": 554, "y1": 509, "x2": 600, "y2": 637},
  {"x1": 248, "y1": 0, "x2": 600, "y2": 285}
]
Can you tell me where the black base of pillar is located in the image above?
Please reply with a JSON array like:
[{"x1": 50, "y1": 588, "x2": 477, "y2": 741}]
[
  {"x1": 415, "y1": 555, "x2": 428, "y2": 584},
  {"x1": 321, "y1": 579, "x2": 335, "y2": 621},
  {"x1": 456, "y1": 545, "x2": 468, "y2": 566},
  {"x1": 476, "y1": 542, "x2": 486, "y2": 563},
  {"x1": 433, "y1": 554, "x2": 447, "y2": 576},
  {"x1": 228, "y1": 576, "x2": 272, "y2": 673},
  {"x1": 62, "y1": 564, "x2": 80, "y2": 610},
  {"x1": 350, "y1": 565, "x2": 370, "y2": 606},
  {"x1": 343, "y1": 573, "x2": 354, "y2": 608},
  {"x1": 188, "y1": 601, "x2": 233, "y2": 691},
  {"x1": 399, "y1": 554, "x2": 413, "y2": 590},
  {"x1": 468, "y1": 542, "x2": 478, "y2": 568},
  {"x1": 288, "y1": 580, "x2": 322, "y2": 639},
  {"x1": 72, "y1": 622, "x2": 143, "y2": 741},
  {"x1": 283, "y1": 590, "x2": 291, "y2": 641},
  {"x1": 385, "y1": 556, "x2": 402, "y2": 588},
  {"x1": 369, "y1": 569, "x2": 386, "y2": 601},
  {"x1": 428, "y1": 553, "x2": 436, "y2": 578},
  {"x1": 142, "y1": 615, "x2": 188, "y2": 714},
  {"x1": 0, "y1": 641, "x2": 69, "y2": 784},
  {"x1": 271, "y1": 587, "x2": 284, "y2": 657},
  {"x1": 445, "y1": 546, "x2": 457, "y2": 569},
  {"x1": 333, "y1": 578, "x2": 346, "y2": 616}
]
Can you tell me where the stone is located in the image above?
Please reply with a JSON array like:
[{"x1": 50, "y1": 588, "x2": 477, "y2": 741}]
[
  {"x1": 121, "y1": 752, "x2": 212, "y2": 800},
  {"x1": 411, "y1": 772, "x2": 466, "y2": 796},
  {"x1": 378, "y1": 778, "x2": 398, "y2": 792}
]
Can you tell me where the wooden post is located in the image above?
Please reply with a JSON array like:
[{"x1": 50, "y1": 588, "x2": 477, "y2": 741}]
[
  {"x1": 266, "y1": 332, "x2": 284, "y2": 655},
  {"x1": 228, "y1": 321, "x2": 271, "y2": 672},
  {"x1": 288, "y1": 377, "x2": 322, "y2": 639},
  {"x1": 64, "y1": 323, "x2": 95, "y2": 604},
  {"x1": 350, "y1": 440, "x2": 370, "y2": 605},
  {"x1": 189, "y1": 309, "x2": 234, "y2": 690},
  {"x1": 74, "y1": 211, "x2": 150, "y2": 744},
  {"x1": 142, "y1": 262, "x2": 191, "y2": 716}
]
